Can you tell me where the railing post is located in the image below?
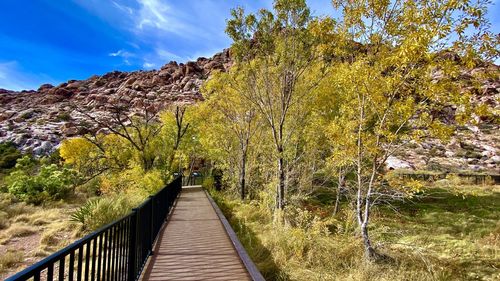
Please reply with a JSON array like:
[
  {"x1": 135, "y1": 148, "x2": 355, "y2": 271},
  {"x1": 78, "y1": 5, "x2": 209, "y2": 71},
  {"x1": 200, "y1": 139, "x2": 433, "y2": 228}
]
[
  {"x1": 127, "y1": 209, "x2": 138, "y2": 281},
  {"x1": 149, "y1": 196, "x2": 155, "y2": 255}
]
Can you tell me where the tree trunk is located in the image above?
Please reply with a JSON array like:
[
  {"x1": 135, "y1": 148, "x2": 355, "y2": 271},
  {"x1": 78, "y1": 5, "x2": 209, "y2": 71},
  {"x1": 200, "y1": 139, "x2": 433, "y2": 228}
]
[
  {"x1": 277, "y1": 151, "x2": 285, "y2": 210},
  {"x1": 359, "y1": 179, "x2": 385, "y2": 261},
  {"x1": 239, "y1": 152, "x2": 247, "y2": 200},
  {"x1": 141, "y1": 150, "x2": 154, "y2": 171},
  {"x1": 361, "y1": 221, "x2": 377, "y2": 259},
  {"x1": 333, "y1": 171, "x2": 345, "y2": 215}
]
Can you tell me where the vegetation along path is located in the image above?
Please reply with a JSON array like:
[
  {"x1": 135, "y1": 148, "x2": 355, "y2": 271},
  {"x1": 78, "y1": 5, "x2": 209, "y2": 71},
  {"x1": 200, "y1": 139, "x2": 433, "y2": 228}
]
[{"x1": 142, "y1": 185, "x2": 263, "y2": 281}]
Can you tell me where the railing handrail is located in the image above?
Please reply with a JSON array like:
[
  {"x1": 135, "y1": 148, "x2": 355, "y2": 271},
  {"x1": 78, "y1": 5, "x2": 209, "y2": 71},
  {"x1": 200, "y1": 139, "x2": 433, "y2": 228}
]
[
  {"x1": 6, "y1": 214, "x2": 133, "y2": 280},
  {"x1": 6, "y1": 176, "x2": 183, "y2": 281}
]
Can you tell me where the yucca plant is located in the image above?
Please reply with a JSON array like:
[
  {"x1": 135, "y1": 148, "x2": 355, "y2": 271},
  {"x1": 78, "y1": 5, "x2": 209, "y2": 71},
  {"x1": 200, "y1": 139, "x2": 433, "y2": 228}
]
[{"x1": 70, "y1": 198, "x2": 101, "y2": 227}]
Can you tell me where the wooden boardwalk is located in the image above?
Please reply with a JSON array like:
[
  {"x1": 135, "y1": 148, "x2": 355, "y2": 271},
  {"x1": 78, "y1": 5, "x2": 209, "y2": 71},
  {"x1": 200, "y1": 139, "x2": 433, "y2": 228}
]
[{"x1": 141, "y1": 186, "x2": 257, "y2": 281}]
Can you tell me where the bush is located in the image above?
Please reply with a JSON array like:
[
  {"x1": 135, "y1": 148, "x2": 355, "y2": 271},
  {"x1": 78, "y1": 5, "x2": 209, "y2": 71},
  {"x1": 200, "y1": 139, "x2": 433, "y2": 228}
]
[
  {"x1": 0, "y1": 142, "x2": 22, "y2": 170},
  {"x1": 0, "y1": 250, "x2": 23, "y2": 272},
  {"x1": 56, "y1": 112, "x2": 71, "y2": 122},
  {"x1": 5, "y1": 157, "x2": 78, "y2": 204},
  {"x1": 71, "y1": 193, "x2": 144, "y2": 231},
  {"x1": 202, "y1": 176, "x2": 215, "y2": 190}
]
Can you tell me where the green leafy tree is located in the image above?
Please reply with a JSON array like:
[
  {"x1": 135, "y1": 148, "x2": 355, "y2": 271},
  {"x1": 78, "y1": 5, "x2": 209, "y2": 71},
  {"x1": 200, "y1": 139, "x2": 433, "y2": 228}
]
[
  {"x1": 0, "y1": 142, "x2": 22, "y2": 170},
  {"x1": 158, "y1": 105, "x2": 195, "y2": 177}
]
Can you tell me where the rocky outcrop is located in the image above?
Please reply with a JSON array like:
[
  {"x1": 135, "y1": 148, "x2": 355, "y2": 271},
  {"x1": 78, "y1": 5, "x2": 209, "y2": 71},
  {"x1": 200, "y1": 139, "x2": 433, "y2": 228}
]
[
  {"x1": 388, "y1": 124, "x2": 500, "y2": 173},
  {"x1": 0, "y1": 48, "x2": 498, "y2": 172},
  {"x1": 388, "y1": 63, "x2": 500, "y2": 173},
  {"x1": 0, "y1": 49, "x2": 232, "y2": 155}
]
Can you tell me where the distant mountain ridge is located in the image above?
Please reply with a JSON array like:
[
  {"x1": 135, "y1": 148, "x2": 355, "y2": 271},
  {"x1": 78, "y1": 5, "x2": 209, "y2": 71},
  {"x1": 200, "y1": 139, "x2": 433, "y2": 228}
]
[
  {"x1": 0, "y1": 49, "x2": 498, "y2": 173},
  {"x1": 0, "y1": 49, "x2": 232, "y2": 155}
]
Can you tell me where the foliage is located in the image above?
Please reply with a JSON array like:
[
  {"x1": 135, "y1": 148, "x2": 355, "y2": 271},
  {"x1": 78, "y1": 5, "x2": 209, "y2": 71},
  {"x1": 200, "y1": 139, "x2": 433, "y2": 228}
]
[
  {"x1": 224, "y1": 0, "x2": 336, "y2": 210},
  {"x1": 0, "y1": 250, "x2": 23, "y2": 274},
  {"x1": 4, "y1": 156, "x2": 78, "y2": 204},
  {"x1": 70, "y1": 198, "x2": 101, "y2": 225},
  {"x1": 71, "y1": 193, "x2": 144, "y2": 231},
  {"x1": 0, "y1": 193, "x2": 84, "y2": 274},
  {"x1": 0, "y1": 142, "x2": 22, "y2": 170},
  {"x1": 201, "y1": 176, "x2": 214, "y2": 190},
  {"x1": 99, "y1": 167, "x2": 164, "y2": 195},
  {"x1": 199, "y1": 69, "x2": 263, "y2": 199},
  {"x1": 192, "y1": 0, "x2": 500, "y2": 265}
]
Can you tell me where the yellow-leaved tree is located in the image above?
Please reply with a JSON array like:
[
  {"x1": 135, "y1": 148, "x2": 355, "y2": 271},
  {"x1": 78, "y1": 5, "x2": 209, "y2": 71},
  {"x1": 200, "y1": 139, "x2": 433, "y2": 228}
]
[
  {"x1": 225, "y1": 0, "x2": 335, "y2": 213},
  {"x1": 199, "y1": 69, "x2": 263, "y2": 199},
  {"x1": 322, "y1": 0, "x2": 499, "y2": 260}
]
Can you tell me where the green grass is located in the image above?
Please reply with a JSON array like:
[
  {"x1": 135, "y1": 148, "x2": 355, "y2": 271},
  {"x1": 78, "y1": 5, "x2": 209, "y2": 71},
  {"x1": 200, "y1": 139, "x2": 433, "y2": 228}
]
[
  {"x1": 373, "y1": 185, "x2": 500, "y2": 280},
  {"x1": 212, "y1": 183, "x2": 500, "y2": 281}
]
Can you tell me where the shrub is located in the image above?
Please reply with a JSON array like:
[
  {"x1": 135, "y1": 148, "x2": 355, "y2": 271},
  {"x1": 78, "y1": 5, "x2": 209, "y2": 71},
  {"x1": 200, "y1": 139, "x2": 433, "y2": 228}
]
[
  {"x1": 56, "y1": 112, "x2": 71, "y2": 122},
  {"x1": 70, "y1": 198, "x2": 101, "y2": 225},
  {"x1": 99, "y1": 167, "x2": 164, "y2": 195},
  {"x1": 0, "y1": 211, "x2": 9, "y2": 230},
  {"x1": 5, "y1": 224, "x2": 37, "y2": 238},
  {"x1": 72, "y1": 193, "x2": 144, "y2": 231},
  {"x1": 5, "y1": 157, "x2": 78, "y2": 204},
  {"x1": 0, "y1": 142, "x2": 22, "y2": 170},
  {"x1": 202, "y1": 176, "x2": 215, "y2": 190},
  {"x1": 39, "y1": 220, "x2": 81, "y2": 253}
]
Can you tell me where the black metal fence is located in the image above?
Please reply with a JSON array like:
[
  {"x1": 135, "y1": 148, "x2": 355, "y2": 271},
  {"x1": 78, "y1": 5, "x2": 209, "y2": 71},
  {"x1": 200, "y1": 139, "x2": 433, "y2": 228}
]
[
  {"x1": 6, "y1": 176, "x2": 182, "y2": 281},
  {"x1": 185, "y1": 172, "x2": 203, "y2": 186}
]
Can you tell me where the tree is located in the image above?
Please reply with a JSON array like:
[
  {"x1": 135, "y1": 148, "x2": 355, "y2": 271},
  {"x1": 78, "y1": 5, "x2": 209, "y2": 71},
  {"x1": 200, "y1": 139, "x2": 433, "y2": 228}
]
[
  {"x1": 60, "y1": 134, "x2": 133, "y2": 183},
  {"x1": 326, "y1": 0, "x2": 498, "y2": 260},
  {"x1": 226, "y1": 0, "x2": 333, "y2": 211},
  {"x1": 159, "y1": 105, "x2": 192, "y2": 175},
  {"x1": 201, "y1": 69, "x2": 261, "y2": 200},
  {"x1": 72, "y1": 91, "x2": 163, "y2": 171},
  {"x1": 0, "y1": 142, "x2": 22, "y2": 170}
]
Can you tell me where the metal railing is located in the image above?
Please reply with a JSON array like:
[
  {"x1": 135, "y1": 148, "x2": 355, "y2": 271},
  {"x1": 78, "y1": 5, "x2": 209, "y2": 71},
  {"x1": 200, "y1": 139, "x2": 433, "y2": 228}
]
[{"x1": 6, "y1": 176, "x2": 182, "y2": 281}]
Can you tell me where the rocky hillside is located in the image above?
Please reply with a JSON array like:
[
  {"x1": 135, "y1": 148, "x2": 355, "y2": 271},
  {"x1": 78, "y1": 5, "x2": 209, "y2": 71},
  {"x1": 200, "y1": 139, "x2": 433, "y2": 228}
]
[
  {"x1": 389, "y1": 62, "x2": 500, "y2": 173},
  {"x1": 0, "y1": 49, "x2": 232, "y2": 155},
  {"x1": 0, "y1": 49, "x2": 498, "y2": 173}
]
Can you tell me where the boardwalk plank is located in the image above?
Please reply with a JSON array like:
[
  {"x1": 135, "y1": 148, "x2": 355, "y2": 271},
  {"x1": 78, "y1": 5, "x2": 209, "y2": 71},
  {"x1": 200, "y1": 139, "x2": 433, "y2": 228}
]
[{"x1": 141, "y1": 186, "x2": 252, "y2": 281}]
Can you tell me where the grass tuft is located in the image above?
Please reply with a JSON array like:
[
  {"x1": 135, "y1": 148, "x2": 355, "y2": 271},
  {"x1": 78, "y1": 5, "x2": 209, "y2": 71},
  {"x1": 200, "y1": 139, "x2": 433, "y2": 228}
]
[
  {"x1": 0, "y1": 250, "x2": 24, "y2": 273},
  {"x1": 3, "y1": 224, "x2": 37, "y2": 241}
]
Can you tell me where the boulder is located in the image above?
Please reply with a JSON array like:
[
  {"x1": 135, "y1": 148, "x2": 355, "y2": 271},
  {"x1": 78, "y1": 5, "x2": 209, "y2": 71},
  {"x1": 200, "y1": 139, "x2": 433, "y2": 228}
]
[{"x1": 38, "y1": 84, "x2": 54, "y2": 91}]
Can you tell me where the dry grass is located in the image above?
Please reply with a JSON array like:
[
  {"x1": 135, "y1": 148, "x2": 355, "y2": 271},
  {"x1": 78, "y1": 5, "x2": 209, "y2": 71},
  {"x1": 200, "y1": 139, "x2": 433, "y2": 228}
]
[
  {"x1": 0, "y1": 194, "x2": 84, "y2": 279},
  {"x1": 4, "y1": 224, "x2": 37, "y2": 238},
  {"x1": 212, "y1": 183, "x2": 500, "y2": 281},
  {"x1": 38, "y1": 220, "x2": 81, "y2": 253},
  {"x1": 0, "y1": 250, "x2": 23, "y2": 274}
]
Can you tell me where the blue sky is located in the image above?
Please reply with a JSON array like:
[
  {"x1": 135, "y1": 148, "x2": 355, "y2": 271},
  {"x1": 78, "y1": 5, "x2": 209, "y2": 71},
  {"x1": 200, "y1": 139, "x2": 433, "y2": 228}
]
[{"x1": 0, "y1": 0, "x2": 498, "y2": 91}]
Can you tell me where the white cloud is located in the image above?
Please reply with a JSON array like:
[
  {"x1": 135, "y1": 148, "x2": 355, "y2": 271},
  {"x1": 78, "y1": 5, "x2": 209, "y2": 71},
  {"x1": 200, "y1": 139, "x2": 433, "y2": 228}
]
[
  {"x1": 135, "y1": 0, "x2": 193, "y2": 36},
  {"x1": 155, "y1": 48, "x2": 183, "y2": 61},
  {"x1": 109, "y1": 49, "x2": 135, "y2": 65},
  {"x1": 109, "y1": 49, "x2": 133, "y2": 58},
  {"x1": 143, "y1": 62, "x2": 156, "y2": 68},
  {"x1": 0, "y1": 61, "x2": 15, "y2": 80},
  {"x1": 112, "y1": 1, "x2": 133, "y2": 15},
  {"x1": 186, "y1": 48, "x2": 222, "y2": 61},
  {"x1": 0, "y1": 61, "x2": 26, "y2": 90}
]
